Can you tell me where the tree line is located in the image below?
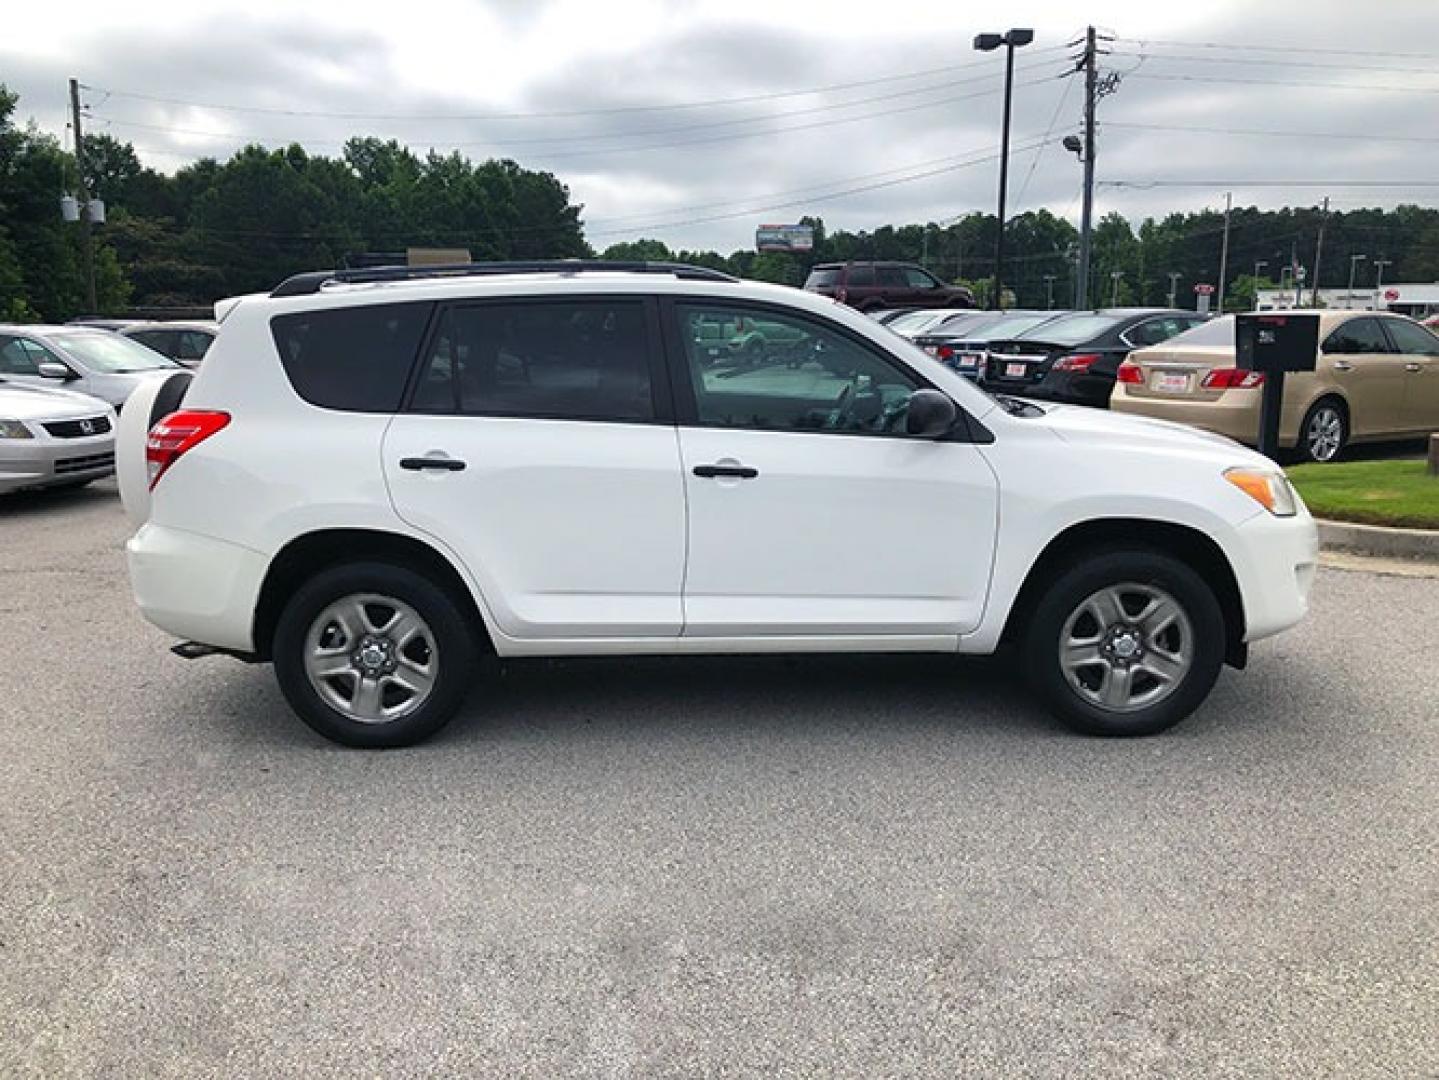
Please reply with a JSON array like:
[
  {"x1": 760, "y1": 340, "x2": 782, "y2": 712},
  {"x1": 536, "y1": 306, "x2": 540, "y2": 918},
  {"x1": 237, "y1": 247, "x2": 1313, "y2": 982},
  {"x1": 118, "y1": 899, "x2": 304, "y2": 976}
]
[{"x1": 4, "y1": 84, "x2": 1439, "y2": 322}]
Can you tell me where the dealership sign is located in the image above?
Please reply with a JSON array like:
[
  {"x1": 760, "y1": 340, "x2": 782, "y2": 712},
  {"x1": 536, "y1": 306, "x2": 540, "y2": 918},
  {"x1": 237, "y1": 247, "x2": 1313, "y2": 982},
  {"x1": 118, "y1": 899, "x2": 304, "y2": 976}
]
[{"x1": 756, "y1": 224, "x2": 814, "y2": 252}]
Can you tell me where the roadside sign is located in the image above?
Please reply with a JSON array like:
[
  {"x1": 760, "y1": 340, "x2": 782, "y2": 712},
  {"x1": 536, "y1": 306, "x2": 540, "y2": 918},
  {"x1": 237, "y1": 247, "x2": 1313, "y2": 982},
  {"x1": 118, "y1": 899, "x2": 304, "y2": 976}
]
[
  {"x1": 1193, "y1": 283, "x2": 1215, "y2": 295},
  {"x1": 1384, "y1": 288, "x2": 1400, "y2": 302},
  {"x1": 756, "y1": 224, "x2": 814, "y2": 252}
]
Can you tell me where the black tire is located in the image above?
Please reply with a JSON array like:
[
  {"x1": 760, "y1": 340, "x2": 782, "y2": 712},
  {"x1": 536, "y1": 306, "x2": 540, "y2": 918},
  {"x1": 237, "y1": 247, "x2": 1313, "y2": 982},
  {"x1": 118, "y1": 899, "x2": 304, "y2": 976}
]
[
  {"x1": 1295, "y1": 397, "x2": 1348, "y2": 464},
  {"x1": 273, "y1": 561, "x2": 478, "y2": 748},
  {"x1": 1024, "y1": 549, "x2": 1226, "y2": 737}
]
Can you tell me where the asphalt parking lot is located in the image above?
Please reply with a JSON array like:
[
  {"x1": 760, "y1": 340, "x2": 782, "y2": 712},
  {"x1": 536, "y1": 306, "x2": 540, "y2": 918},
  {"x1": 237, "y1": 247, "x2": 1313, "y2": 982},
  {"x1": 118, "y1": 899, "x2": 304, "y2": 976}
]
[{"x1": 2, "y1": 479, "x2": 1436, "y2": 1077}]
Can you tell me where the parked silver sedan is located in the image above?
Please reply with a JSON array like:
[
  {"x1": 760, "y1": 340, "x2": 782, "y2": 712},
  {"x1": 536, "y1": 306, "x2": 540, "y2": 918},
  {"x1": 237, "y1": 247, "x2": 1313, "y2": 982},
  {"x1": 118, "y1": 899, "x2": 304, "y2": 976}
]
[
  {"x1": 0, "y1": 382, "x2": 117, "y2": 494},
  {"x1": 0, "y1": 325, "x2": 185, "y2": 410}
]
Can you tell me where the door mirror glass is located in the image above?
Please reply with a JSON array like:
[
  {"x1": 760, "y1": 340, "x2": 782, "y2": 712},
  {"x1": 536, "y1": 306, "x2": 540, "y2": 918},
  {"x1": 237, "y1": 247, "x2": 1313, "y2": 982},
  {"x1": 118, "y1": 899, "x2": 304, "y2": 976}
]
[
  {"x1": 37, "y1": 361, "x2": 73, "y2": 380},
  {"x1": 905, "y1": 389, "x2": 957, "y2": 437}
]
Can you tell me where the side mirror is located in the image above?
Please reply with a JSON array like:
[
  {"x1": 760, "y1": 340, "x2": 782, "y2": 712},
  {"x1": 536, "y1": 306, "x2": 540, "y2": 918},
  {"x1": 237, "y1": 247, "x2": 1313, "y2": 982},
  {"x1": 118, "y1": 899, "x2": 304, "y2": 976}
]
[
  {"x1": 37, "y1": 361, "x2": 74, "y2": 380},
  {"x1": 906, "y1": 388, "x2": 958, "y2": 438}
]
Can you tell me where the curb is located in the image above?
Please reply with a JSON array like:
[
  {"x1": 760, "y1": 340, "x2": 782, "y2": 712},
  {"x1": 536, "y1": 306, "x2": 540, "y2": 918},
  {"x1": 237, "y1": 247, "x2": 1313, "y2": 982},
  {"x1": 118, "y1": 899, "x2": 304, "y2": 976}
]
[{"x1": 1316, "y1": 518, "x2": 1439, "y2": 563}]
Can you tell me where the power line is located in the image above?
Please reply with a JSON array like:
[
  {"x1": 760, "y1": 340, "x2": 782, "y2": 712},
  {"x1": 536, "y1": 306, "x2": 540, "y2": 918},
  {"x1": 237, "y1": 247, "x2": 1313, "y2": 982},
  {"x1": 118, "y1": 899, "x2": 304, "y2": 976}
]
[
  {"x1": 1127, "y1": 72, "x2": 1439, "y2": 96},
  {"x1": 1109, "y1": 49, "x2": 1439, "y2": 77},
  {"x1": 1013, "y1": 75, "x2": 1075, "y2": 207},
  {"x1": 1105, "y1": 179, "x2": 1439, "y2": 189},
  {"x1": 80, "y1": 47, "x2": 1071, "y2": 123},
  {"x1": 1106, "y1": 121, "x2": 1439, "y2": 146},
  {"x1": 83, "y1": 62, "x2": 1061, "y2": 153},
  {"x1": 1113, "y1": 37, "x2": 1439, "y2": 62},
  {"x1": 86, "y1": 77, "x2": 1059, "y2": 163}
]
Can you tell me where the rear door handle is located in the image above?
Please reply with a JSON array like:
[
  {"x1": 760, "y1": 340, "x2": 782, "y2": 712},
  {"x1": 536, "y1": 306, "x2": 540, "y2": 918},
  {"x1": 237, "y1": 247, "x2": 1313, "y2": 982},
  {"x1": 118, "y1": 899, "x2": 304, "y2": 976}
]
[
  {"x1": 1405, "y1": 362, "x2": 1423, "y2": 372},
  {"x1": 1332, "y1": 360, "x2": 1353, "y2": 371},
  {"x1": 400, "y1": 456, "x2": 466, "y2": 472},
  {"x1": 693, "y1": 463, "x2": 758, "y2": 479}
]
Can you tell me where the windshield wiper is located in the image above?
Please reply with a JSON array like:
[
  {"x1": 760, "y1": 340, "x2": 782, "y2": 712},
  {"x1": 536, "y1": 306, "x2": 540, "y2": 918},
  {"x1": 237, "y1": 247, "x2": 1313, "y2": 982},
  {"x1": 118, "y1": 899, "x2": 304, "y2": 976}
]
[{"x1": 995, "y1": 394, "x2": 1045, "y2": 417}]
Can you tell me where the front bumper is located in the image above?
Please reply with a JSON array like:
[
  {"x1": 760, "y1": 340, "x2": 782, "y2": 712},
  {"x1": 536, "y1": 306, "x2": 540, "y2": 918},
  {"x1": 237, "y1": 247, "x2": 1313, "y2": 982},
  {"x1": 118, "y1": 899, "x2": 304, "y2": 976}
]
[
  {"x1": 126, "y1": 522, "x2": 269, "y2": 652},
  {"x1": 0, "y1": 432, "x2": 115, "y2": 494},
  {"x1": 1228, "y1": 507, "x2": 1320, "y2": 643}
]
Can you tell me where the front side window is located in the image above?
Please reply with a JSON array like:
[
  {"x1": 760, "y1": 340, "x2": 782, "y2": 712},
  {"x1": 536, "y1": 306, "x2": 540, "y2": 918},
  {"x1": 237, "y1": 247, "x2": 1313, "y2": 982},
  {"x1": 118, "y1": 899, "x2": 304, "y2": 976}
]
[
  {"x1": 411, "y1": 299, "x2": 654, "y2": 422},
  {"x1": 178, "y1": 331, "x2": 214, "y2": 361},
  {"x1": 1323, "y1": 318, "x2": 1391, "y2": 356},
  {"x1": 847, "y1": 266, "x2": 876, "y2": 287},
  {"x1": 676, "y1": 303, "x2": 919, "y2": 435},
  {"x1": 905, "y1": 267, "x2": 939, "y2": 289},
  {"x1": 1128, "y1": 317, "x2": 1204, "y2": 347},
  {"x1": 128, "y1": 329, "x2": 177, "y2": 357},
  {"x1": 877, "y1": 266, "x2": 907, "y2": 287},
  {"x1": 1380, "y1": 318, "x2": 1439, "y2": 356},
  {"x1": 0, "y1": 336, "x2": 42, "y2": 375}
]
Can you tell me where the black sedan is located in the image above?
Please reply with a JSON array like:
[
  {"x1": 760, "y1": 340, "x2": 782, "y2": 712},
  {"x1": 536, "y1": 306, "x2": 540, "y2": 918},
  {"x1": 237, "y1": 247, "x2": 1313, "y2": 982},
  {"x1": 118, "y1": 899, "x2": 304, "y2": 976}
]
[
  {"x1": 913, "y1": 310, "x2": 1069, "y2": 380},
  {"x1": 981, "y1": 309, "x2": 1208, "y2": 408}
]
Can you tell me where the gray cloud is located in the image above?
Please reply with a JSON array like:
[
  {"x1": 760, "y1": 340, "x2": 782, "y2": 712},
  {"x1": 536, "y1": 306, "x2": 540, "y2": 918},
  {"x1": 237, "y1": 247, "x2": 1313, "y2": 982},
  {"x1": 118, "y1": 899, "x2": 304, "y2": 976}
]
[{"x1": 4, "y1": 0, "x2": 1438, "y2": 253}]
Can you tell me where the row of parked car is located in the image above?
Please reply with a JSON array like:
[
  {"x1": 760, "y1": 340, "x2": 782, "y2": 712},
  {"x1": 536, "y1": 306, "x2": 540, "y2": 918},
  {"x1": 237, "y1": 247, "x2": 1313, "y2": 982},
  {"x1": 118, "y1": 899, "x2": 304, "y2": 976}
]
[
  {"x1": 0, "y1": 318, "x2": 216, "y2": 494},
  {"x1": 859, "y1": 295, "x2": 1439, "y2": 463}
]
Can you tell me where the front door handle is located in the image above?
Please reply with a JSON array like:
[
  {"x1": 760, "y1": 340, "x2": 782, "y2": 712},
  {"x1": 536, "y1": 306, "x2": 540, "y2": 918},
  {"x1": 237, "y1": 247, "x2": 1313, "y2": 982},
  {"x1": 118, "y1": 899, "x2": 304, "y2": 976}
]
[
  {"x1": 693, "y1": 463, "x2": 758, "y2": 479},
  {"x1": 1332, "y1": 360, "x2": 1353, "y2": 371},
  {"x1": 1405, "y1": 362, "x2": 1423, "y2": 372},
  {"x1": 400, "y1": 456, "x2": 466, "y2": 472}
]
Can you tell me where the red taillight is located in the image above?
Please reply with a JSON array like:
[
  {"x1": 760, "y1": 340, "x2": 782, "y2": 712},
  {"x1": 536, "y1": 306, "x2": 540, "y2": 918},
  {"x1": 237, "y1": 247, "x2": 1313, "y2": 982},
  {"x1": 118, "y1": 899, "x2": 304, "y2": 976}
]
[
  {"x1": 1116, "y1": 361, "x2": 1143, "y2": 384},
  {"x1": 146, "y1": 410, "x2": 230, "y2": 490},
  {"x1": 1051, "y1": 352, "x2": 1102, "y2": 373},
  {"x1": 1201, "y1": 368, "x2": 1266, "y2": 390},
  {"x1": 936, "y1": 344, "x2": 955, "y2": 361}
]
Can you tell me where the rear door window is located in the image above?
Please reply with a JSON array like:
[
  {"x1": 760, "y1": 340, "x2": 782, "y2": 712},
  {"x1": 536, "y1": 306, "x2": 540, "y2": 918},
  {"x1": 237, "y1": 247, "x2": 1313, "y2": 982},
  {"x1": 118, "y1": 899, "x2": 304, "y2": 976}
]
[
  {"x1": 271, "y1": 302, "x2": 433, "y2": 412},
  {"x1": 409, "y1": 299, "x2": 655, "y2": 422},
  {"x1": 1323, "y1": 318, "x2": 1392, "y2": 355}
]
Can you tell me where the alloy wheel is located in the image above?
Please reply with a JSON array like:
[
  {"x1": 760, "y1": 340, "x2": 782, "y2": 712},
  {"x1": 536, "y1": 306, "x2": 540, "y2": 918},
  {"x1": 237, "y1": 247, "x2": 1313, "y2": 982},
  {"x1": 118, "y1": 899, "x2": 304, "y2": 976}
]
[
  {"x1": 1305, "y1": 406, "x2": 1344, "y2": 462},
  {"x1": 302, "y1": 593, "x2": 439, "y2": 723},
  {"x1": 1059, "y1": 582, "x2": 1194, "y2": 714}
]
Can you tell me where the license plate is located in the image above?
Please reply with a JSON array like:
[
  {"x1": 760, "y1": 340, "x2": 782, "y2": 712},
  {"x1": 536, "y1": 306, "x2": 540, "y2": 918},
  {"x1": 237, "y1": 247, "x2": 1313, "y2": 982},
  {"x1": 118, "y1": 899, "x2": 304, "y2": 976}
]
[
  {"x1": 1004, "y1": 362, "x2": 1029, "y2": 378},
  {"x1": 1152, "y1": 372, "x2": 1190, "y2": 393},
  {"x1": 957, "y1": 353, "x2": 980, "y2": 369}
]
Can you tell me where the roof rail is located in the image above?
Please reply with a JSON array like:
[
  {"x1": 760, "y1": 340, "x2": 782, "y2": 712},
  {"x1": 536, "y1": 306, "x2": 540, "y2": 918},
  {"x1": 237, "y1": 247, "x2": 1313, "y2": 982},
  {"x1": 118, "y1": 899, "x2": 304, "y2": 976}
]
[{"x1": 270, "y1": 260, "x2": 738, "y2": 298}]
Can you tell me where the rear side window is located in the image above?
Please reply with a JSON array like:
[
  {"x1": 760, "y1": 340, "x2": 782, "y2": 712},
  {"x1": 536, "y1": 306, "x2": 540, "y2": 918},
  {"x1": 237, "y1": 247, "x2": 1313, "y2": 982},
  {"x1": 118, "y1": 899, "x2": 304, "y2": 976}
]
[
  {"x1": 409, "y1": 299, "x2": 654, "y2": 422},
  {"x1": 271, "y1": 303, "x2": 432, "y2": 412}
]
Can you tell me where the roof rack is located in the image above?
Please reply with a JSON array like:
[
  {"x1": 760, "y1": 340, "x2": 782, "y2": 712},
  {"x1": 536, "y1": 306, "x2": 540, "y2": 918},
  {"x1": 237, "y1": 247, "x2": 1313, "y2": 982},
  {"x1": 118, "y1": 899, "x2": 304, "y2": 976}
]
[{"x1": 270, "y1": 260, "x2": 738, "y2": 298}]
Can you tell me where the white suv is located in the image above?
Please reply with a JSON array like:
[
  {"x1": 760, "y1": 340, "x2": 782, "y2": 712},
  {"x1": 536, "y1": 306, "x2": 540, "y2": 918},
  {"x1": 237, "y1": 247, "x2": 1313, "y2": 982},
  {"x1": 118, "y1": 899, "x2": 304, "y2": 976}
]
[{"x1": 119, "y1": 262, "x2": 1318, "y2": 748}]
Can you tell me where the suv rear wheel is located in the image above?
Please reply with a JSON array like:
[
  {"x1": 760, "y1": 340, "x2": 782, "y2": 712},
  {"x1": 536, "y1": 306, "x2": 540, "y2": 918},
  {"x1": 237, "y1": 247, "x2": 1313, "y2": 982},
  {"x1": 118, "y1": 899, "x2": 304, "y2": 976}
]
[
  {"x1": 273, "y1": 561, "x2": 478, "y2": 747},
  {"x1": 1024, "y1": 550, "x2": 1225, "y2": 736}
]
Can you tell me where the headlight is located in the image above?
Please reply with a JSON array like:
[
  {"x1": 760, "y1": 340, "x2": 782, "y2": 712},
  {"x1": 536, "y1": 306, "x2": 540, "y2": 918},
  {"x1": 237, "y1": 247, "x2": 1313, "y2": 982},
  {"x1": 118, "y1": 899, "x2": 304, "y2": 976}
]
[
  {"x1": 1224, "y1": 466, "x2": 1298, "y2": 517},
  {"x1": 0, "y1": 419, "x2": 33, "y2": 439}
]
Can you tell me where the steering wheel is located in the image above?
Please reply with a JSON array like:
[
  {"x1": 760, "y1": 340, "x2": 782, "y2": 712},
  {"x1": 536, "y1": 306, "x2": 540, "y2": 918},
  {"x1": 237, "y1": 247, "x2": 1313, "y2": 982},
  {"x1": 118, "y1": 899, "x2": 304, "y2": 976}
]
[{"x1": 827, "y1": 382, "x2": 855, "y2": 430}]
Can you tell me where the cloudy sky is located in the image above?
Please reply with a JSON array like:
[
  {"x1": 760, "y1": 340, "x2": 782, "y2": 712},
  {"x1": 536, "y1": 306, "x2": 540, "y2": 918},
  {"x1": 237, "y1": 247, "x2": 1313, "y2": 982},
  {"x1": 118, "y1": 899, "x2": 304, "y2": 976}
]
[{"x1": 4, "y1": 0, "x2": 1438, "y2": 252}]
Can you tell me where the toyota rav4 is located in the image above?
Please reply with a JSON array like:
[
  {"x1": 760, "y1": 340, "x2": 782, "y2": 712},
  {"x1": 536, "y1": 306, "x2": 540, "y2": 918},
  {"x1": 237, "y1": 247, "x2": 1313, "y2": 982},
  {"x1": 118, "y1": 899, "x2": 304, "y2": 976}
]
[{"x1": 118, "y1": 261, "x2": 1318, "y2": 748}]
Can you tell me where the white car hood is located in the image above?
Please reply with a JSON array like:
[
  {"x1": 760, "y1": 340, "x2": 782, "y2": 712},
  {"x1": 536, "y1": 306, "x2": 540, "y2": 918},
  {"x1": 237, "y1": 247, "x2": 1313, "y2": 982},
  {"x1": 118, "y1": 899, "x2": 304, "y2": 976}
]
[
  {"x1": 0, "y1": 382, "x2": 114, "y2": 421},
  {"x1": 1036, "y1": 402, "x2": 1265, "y2": 463}
]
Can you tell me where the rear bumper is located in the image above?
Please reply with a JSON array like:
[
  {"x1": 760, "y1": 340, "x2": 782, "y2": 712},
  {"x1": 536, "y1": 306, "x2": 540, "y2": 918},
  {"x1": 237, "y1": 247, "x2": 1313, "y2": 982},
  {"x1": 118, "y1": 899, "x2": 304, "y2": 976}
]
[
  {"x1": 1229, "y1": 508, "x2": 1319, "y2": 642},
  {"x1": 0, "y1": 434, "x2": 115, "y2": 494},
  {"x1": 1112, "y1": 390, "x2": 1267, "y2": 445},
  {"x1": 126, "y1": 523, "x2": 268, "y2": 652}
]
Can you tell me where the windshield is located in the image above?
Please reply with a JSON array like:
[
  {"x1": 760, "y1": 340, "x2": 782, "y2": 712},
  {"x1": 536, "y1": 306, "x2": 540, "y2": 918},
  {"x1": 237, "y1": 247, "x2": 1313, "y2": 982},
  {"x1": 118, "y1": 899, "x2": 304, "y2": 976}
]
[
  {"x1": 50, "y1": 331, "x2": 181, "y2": 373},
  {"x1": 1015, "y1": 313, "x2": 1125, "y2": 346},
  {"x1": 1160, "y1": 315, "x2": 1233, "y2": 347}
]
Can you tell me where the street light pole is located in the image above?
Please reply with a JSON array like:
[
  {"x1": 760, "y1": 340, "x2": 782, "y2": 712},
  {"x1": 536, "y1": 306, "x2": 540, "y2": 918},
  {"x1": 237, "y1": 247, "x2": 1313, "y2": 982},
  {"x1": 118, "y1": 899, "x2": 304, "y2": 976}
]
[
  {"x1": 1347, "y1": 254, "x2": 1366, "y2": 310},
  {"x1": 1374, "y1": 258, "x2": 1392, "y2": 310},
  {"x1": 1167, "y1": 272, "x2": 1181, "y2": 308},
  {"x1": 974, "y1": 28, "x2": 1034, "y2": 311},
  {"x1": 1043, "y1": 274, "x2": 1056, "y2": 309}
]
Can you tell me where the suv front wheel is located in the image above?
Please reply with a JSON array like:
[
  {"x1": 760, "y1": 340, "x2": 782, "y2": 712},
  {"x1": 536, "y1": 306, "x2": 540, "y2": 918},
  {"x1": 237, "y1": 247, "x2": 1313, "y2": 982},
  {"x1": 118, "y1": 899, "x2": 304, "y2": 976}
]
[
  {"x1": 1024, "y1": 550, "x2": 1225, "y2": 736},
  {"x1": 273, "y1": 562, "x2": 478, "y2": 747}
]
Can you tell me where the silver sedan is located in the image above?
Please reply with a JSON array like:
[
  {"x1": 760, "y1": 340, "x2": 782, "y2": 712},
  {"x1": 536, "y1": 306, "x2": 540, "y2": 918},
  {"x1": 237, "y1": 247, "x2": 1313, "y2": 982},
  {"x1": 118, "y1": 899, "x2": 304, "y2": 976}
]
[
  {"x1": 0, "y1": 383, "x2": 117, "y2": 494},
  {"x1": 0, "y1": 324, "x2": 185, "y2": 410}
]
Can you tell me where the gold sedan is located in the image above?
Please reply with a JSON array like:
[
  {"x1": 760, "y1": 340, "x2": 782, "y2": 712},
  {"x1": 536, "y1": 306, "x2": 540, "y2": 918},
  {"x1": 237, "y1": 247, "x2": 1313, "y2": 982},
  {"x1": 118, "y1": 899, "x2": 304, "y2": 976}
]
[{"x1": 1111, "y1": 311, "x2": 1439, "y2": 462}]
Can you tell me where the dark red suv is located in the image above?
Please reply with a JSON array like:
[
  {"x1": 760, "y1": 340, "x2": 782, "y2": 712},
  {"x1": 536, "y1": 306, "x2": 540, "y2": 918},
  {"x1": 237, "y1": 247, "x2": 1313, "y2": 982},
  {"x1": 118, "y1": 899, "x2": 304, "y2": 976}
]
[{"x1": 804, "y1": 262, "x2": 975, "y2": 313}]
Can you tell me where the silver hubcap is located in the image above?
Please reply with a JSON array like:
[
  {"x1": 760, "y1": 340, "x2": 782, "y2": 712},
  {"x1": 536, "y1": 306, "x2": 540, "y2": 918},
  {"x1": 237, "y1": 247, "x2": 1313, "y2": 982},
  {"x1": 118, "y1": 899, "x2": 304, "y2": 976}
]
[
  {"x1": 303, "y1": 593, "x2": 438, "y2": 724},
  {"x1": 1306, "y1": 407, "x2": 1343, "y2": 461},
  {"x1": 1059, "y1": 583, "x2": 1193, "y2": 714}
]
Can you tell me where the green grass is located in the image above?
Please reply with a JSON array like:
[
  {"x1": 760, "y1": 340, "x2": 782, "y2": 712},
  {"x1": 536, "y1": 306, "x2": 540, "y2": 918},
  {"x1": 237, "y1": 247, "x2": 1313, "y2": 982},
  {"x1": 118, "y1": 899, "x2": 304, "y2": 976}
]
[{"x1": 1286, "y1": 458, "x2": 1439, "y2": 529}]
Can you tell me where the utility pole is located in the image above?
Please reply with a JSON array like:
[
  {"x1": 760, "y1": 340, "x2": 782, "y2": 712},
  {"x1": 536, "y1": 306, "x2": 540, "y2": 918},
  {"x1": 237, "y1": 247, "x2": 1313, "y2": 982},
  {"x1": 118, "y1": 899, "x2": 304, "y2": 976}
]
[
  {"x1": 1347, "y1": 254, "x2": 1366, "y2": 309},
  {"x1": 69, "y1": 78, "x2": 97, "y2": 314},
  {"x1": 1167, "y1": 272, "x2": 1181, "y2": 308},
  {"x1": 1311, "y1": 195, "x2": 1328, "y2": 307},
  {"x1": 1043, "y1": 273, "x2": 1056, "y2": 309},
  {"x1": 1374, "y1": 257, "x2": 1393, "y2": 309},
  {"x1": 1217, "y1": 191, "x2": 1232, "y2": 313},
  {"x1": 1077, "y1": 27, "x2": 1098, "y2": 309}
]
